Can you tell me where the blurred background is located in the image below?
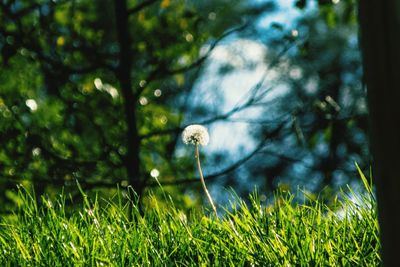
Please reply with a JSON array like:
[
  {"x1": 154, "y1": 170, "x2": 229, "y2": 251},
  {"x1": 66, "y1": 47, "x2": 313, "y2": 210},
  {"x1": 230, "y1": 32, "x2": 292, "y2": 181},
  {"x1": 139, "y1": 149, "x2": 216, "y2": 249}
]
[{"x1": 0, "y1": 0, "x2": 367, "y2": 213}]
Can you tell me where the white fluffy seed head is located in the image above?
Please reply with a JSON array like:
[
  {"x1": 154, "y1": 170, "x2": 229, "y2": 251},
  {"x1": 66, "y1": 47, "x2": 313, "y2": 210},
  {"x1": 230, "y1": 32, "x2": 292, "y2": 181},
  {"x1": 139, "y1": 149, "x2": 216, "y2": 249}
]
[{"x1": 182, "y1": 124, "x2": 209, "y2": 146}]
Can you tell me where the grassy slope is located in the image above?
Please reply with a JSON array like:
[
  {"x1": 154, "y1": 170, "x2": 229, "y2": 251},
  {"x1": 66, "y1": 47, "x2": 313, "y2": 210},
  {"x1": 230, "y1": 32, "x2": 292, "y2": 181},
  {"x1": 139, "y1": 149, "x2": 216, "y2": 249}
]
[{"x1": 0, "y1": 182, "x2": 380, "y2": 267}]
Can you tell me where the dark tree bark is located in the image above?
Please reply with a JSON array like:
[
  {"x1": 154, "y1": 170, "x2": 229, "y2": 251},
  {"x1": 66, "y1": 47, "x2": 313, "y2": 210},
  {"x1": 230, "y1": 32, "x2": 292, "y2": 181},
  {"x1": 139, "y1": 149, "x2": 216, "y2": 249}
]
[
  {"x1": 358, "y1": 2, "x2": 400, "y2": 266},
  {"x1": 114, "y1": 0, "x2": 143, "y2": 198}
]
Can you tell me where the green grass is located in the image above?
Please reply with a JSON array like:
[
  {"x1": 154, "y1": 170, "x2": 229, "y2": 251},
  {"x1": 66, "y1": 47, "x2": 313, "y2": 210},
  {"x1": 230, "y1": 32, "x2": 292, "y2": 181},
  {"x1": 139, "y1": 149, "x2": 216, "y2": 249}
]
[{"x1": 0, "y1": 182, "x2": 380, "y2": 266}]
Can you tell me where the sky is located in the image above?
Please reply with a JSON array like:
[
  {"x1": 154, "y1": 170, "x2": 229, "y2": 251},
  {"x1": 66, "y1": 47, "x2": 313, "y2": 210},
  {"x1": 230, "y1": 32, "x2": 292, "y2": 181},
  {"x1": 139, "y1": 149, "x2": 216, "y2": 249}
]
[{"x1": 194, "y1": 0, "x2": 309, "y2": 157}]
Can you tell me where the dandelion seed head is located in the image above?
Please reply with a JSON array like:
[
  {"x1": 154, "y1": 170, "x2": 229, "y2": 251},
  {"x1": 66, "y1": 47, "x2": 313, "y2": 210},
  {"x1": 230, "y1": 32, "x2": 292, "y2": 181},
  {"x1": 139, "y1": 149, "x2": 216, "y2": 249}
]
[{"x1": 182, "y1": 124, "x2": 209, "y2": 146}]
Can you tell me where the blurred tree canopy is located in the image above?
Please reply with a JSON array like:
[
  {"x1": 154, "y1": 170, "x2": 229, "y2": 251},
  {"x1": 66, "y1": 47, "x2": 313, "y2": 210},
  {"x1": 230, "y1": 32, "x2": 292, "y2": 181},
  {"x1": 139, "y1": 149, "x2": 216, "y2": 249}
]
[
  {"x1": 1, "y1": 0, "x2": 367, "y2": 211},
  {"x1": 0, "y1": 0, "x2": 276, "y2": 211}
]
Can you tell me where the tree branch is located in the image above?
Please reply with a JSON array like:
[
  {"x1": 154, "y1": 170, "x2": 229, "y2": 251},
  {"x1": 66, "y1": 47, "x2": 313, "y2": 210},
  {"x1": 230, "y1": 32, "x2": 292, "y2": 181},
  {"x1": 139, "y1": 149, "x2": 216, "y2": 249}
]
[
  {"x1": 139, "y1": 85, "x2": 274, "y2": 140},
  {"x1": 134, "y1": 23, "x2": 249, "y2": 98},
  {"x1": 146, "y1": 123, "x2": 286, "y2": 187},
  {"x1": 139, "y1": 36, "x2": 302, "y2": 141},
  {"x1": 259, "y1": 149, "x2": 316, "y2": 170},
  {"x1": 166, "y1": 23, "x2": 249, "y2": 75}
]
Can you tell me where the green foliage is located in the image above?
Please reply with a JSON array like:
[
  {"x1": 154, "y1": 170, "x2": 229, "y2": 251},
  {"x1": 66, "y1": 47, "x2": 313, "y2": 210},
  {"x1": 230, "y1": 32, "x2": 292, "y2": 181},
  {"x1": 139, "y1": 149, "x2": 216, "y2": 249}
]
[
  {"x1": 0, "y1": 183, "x2": 380, "y2": 266},
  {"x1": 1, "y1": 0, "x2": 256, "y2": 209},
  {"x1": 0, "y1": 0, "x2": 367, "y2": 215}
]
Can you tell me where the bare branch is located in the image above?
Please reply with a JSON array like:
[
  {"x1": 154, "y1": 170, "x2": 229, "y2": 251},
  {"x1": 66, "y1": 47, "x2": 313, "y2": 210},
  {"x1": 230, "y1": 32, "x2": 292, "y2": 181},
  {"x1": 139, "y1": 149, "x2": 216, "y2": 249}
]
[
  {"x1": 166, "y1": 23, "x2": 249, "y2": 75},
  {"x1": 139, "y1": 36, "x2": 303, "y2": 141},
  {"x1": 259, "y1": 149, "x2": 316, "y2": 170},
  {"x1": 135, "y1": 23, "x2": 249, "y2": 98},
  {"x1": 139, "y1": 85, "x2": 274, "y2": 140},
  {"x1": 225, "y1": 115, "x2": 291, "y2": 125},
  {"x1": 146, "y1": 123, "x2": 286, "y2": 187},
  {"x1": 138, "y1": 89, "x2": 269, "y2": 140}
]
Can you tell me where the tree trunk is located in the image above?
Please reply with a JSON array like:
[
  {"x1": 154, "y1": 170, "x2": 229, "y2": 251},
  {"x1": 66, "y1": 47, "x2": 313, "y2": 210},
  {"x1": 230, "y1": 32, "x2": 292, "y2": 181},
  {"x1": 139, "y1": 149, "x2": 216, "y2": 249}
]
[
  {"x1": 358, "y1": 2, "x2": 400, "y2": 266},
  {"x1": 114, "y1": 0, "x2": 143, "y2": 198}
]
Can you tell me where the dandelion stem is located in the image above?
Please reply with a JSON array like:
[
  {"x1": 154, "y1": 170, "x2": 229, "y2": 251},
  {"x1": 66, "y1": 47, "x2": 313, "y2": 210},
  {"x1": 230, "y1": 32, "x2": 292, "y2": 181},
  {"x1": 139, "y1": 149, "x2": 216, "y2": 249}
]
[{"x1": 195, "y1": 143, "x2": 218, "y2": 217}]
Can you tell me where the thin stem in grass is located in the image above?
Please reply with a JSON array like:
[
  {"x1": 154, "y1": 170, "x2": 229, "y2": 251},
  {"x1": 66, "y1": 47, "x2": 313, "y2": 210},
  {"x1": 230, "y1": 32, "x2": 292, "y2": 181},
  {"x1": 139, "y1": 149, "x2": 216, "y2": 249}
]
[
  {"x1": 195, "y1": 143, "x2": 218, "y2": 217},
  {"x1": 182, "y1": 124, "x2": 218, "y2": 217}
]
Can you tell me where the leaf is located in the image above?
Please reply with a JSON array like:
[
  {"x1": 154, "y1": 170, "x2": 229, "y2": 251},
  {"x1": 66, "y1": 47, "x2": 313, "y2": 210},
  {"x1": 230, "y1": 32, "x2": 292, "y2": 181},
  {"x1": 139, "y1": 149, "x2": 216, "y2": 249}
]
[{"x1": 355, "y1": 162, "x2": 372, "y2": 194}]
